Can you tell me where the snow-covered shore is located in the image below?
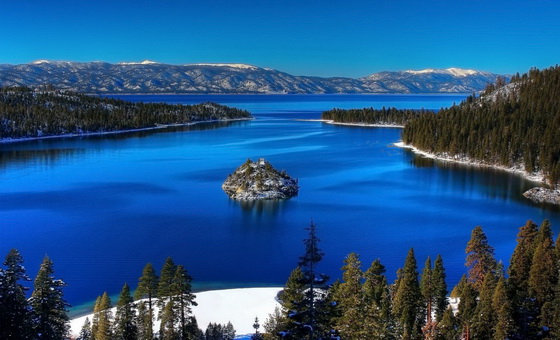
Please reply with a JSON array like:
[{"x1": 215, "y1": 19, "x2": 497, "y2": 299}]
[
  {"x1": 296, "y1": 119, "x2": 404, "y2": 128},
  {"x1": 0, "y1": 118, "x2": 253, "y2": 145},
  {"x1": 69, "y1": 287, "x2": 282, "y2": 339},
  {"x1": 394, "y1": 141, "x2": 546, "y2": 184}
]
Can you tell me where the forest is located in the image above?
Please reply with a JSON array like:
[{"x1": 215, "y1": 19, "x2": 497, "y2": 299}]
[
  {"x1": 0, "y1": 87, "x2": 251, "y2": 140},
  {"x1": 321, "y1": 107, "x2": 430, "y2": 126},
  {"x1": 2, "y1": 219, "x2": 560, "y2": 340},
  {"x1": 323, "y1": 66, "x2": 560, "y2": 186}
]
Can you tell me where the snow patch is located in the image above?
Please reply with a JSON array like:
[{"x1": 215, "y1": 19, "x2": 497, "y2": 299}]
[
  {"x1": 118, "y1": 60, "x2": 159, "y2": 65},
  {"x1": 188, "y1": 63, "x2": 259, "y2": 70}
]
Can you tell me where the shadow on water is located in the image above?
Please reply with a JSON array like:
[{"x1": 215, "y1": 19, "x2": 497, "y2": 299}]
[
  {"x1": 410, "y1": 156, "x2": 560, "y2": 211},
  {"x1": 0, "y1": 120, "x2": 248, "y2": 169},
  {"x1": 229, "y1": 198, "x2": 292, "y2": 218}
]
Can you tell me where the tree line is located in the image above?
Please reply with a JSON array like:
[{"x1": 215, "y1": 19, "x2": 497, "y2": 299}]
[
  {"x1": 262, "y1": 219, "x2": 560, "y2": 340},
  {"x1": 321, "y1": 65, "x2": 560, "y2": 186},
  {"x1": 321, "y1": 107, "x2": 430, "y2": 126},
  {"x1": 0, "y1": 87, "x2": 252, "y2": 140},
  {"x1": 3, "y1": 218, "x2": 560, "y2": 339}
]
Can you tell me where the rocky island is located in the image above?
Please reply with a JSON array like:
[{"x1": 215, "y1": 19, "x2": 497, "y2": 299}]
[
  {"x1": 222, "y1": 158, "x2": 299, "y2": 200},
  {"x1": 523, "y1": 187, "x2": 560, "y2": 205}
]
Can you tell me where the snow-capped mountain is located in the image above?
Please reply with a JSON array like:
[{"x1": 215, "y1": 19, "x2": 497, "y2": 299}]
[{"x1": 0, "y1": 61, "x2": 503, "y2": 94}]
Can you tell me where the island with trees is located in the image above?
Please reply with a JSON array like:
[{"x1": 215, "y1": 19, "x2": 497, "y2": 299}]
[
  {"x1": 222, "y1": 158, "x2": 299, "y2": 200},
  {"x1": 0, "y1": 87, "x2": 252, "y2": 142}
]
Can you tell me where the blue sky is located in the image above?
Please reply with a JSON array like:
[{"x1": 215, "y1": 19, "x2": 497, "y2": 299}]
[{"x1": 1, "y1": 0, "x2": 559, "y2": 77}]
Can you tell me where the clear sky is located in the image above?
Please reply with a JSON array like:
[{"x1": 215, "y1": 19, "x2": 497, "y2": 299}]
[{"x1": 1, "y1": 0, "x2": 559, "y2": 77}]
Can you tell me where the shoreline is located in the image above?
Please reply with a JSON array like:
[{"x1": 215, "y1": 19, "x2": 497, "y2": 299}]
[
  {"x1": 69, "y1": 287, "x2": 282, "y2": 339},
  {"x1": 394, "y1": 141, "x2": 546, "y2": 184},
  {"x1": 297, "y1": 119, "x2": 405, "y2": 128},
  {"x1": 0, "y1": 118, "x2": 253, "y2": 145}
]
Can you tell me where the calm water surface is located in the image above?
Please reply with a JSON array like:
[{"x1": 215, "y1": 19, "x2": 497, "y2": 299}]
[{"x1": 1, "y1": 94, "x2": 558, "y2": 314}]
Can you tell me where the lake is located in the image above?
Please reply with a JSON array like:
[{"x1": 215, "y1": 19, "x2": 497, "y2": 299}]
[{"x1": 1, "y1": 94, "x2": 558, "y2": 315}]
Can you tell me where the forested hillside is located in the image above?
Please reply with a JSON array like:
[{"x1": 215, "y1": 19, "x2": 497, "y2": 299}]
[
  {"x1": 402, "y1": 66, "x2": 560, "y2": 185},
  {"x1": 0, "y1": 87, "x2": 251, "y2": 140},
  {"x1": 321, "y1": 107, "x2": 431, "y2": 126}
]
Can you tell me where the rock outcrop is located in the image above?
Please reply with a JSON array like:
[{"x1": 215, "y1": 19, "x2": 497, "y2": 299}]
[
  {"x1": 222, "y1": 158, "x2": 298, "y2": 200},
  {"x1": 523, "y1": 187, "x2": 560, "y2": 205}
]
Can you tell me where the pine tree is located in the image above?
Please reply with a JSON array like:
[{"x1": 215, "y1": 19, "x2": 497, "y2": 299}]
[
  {"x1": 420, "y1": 256, "x2": 436, "y2": 340},
  {"x1": 471, "y1": 272, "x2": 496, "y2": 339},
  {"x1": 432, "y1": 255, "x2": 448, "y2": 323},
  {"x1": 363, "y1": 258, "x2": 394, "y2": 339},
  {"x1": 171, "y1": 264, "x2": 197, "y2": 339},
  {"x1": 392, "y1": 248, "x2": 423, "y2": 340},
  {"x1": 457, "y1": 275, "x2": 476, "y2": 340},
  {"x1": 436, "y1": 308, "x2": 459, "y2": 340},
  {"x1": 528, "y1": 220, "x2": 557, "y2": 332},
  {"x1": 93, "y1": 292, "x2": 113, "y2": 340},
  {"x1": 114, "y1": 283, "x2": 137, "y2": 340},
  {"x1": 91, "y1": 295, "x2": 101, "y2": 338},
  {"x1": 158, "y1": 257, "x2": 177, "y2": 304},
  {"x1": 465, "y1": 226, "x2": 497, "y2": 291},
  {"x1": 159, "y1": 299, "x2": 177, "y2": 340},
  {"x1": 77, "y1": 317, "x2": 93, "y2": 340},
  {"x1": 278, "y1": 266, "x2": 306, "y2": 338},
  {"x1": 333, "y1": 252, "x2": 365, "y2": 339},
  {"x1": 29, "y1": 256, "x2": 69, "y2": 340},
  {"x1": 492, "y1": 277, "x2": 513, "y2": 340},
  {"x1": 297, "y1": 221, "x2": 332, "y2": 339},
  {"x1": 135, "y1": 263, "x2": 158, "y2": 340},
  {"x1": 507, "y1": 220, "x2": 538, "y2": 337},
  {"x1": 263, "y1": 306, "x2": 286, "y2": 340},
  {"x1": 0, "y1": 249, "x2": 32, "y2": 340}
]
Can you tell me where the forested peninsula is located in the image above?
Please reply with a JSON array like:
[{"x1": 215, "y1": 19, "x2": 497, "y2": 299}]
[
  {"x1": 0, "y1": 87, "x2": 252, "y2": 142},
  {"x1": 323, "y1": 66, "x2": 560, "y2": 191}
]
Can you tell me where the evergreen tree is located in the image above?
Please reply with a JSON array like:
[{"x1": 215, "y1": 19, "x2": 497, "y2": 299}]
[
  {"x1": 492, "y1": 277, "x2": 513, "y2": 340},
  {"x1": 507, "y1": 219, "x2": 538, "y2": 337},
  {"x1": 278, "y1": 267, "x2": 306, "y2": 339},
  {"x1": 77, "y1": 317, "x2": 93, "y2": 340},
  {"x1": 432, "y1": 255, "x2": 448, "y2": 323},
  {"x1": 456, "y1": 275, "x2": 476, "y2": 340},
  {"x1": 550, "y1": 275, "x2": 560, "y2": 339},
  {"x1": 465, "y1": 226, "x2": 496, "y2": 291},
  {"x1": 392, "y1": 248, "x2": 423, "y2": 340},
  {"x1": 171, "y1": 264, "x2": 197, "y2": 339},
  {"x1": 528, "y1": 219, "x2": 557, "y2": 332},
  {"x1": 471, "y1": 272, "x2": 496, "y2": 340},
  {"x1": 159, "y1": 299, "x2": 178, "y2": 340},
  {"x1": 263, "y1": 306, "x2": 287, "y2": 340},
  {"x1": 420, "y1": 257, "x2": 435, "y2": 339},
  {"x1": 435, "y1": 308, "x2": 459, "y2": 340},
  {"x1": 93, "y1": 292, "x2": 113, "y2": 340},
  {"x1": 29, "y1": 256, "x2": 69, "y2": 340},
  {"x1": 158, "y1": 257, "x2": 177, "y2": 302},
  {"x1": 135, "y1": 263, "x2": 158, "y2": 340},
  {"x1": 91, "y1": 295, "x2": 101, "y2": 338},
  {"x1": 363, "y1": 258, "x2": 394, "y2": 339},
  {"x1": 114, "y1": 283, "x2": 137, "y2": 340},
  {"x1": 0, "y1": 249, "x2": 32, "y2": 340},
  {"x1": 285, "y1": 221, "x2": 333, "y2": 339},
  {"x1": 333, "y1": 252, "x2": 365, "y2": 339}
]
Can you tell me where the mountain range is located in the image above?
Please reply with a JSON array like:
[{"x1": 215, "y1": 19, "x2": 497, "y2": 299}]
[{"x1": 0, "y1": 60, "x2": 503, "y2": 94}]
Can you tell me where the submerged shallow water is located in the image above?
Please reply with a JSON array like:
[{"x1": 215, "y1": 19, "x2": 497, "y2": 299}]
[{"x1": 1, "y1": 94, "x2": 558, "y2": 314}]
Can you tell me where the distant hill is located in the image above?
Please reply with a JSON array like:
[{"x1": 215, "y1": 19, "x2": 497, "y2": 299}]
[{"x1": 0, "y1": 60, "x2": 503, "y2": 94}]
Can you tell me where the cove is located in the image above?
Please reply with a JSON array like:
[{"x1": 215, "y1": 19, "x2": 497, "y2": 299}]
[{"x1": 1, "y1": 94, "x2": 558, "y2": 315}]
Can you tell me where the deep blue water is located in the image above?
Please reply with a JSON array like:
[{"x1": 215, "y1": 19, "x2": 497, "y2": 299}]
[{"x1": 1, "y1": 94, "x2": 559, "y2": 315}]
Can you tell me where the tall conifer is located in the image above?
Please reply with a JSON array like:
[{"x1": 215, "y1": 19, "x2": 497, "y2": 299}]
[
  {"x1": 135, "y1": 263, "x2": 158, "y2": 340},
  {"x1": 29, "y1": 256, "x2": 69, "y2": 339},
  {"x1": 114, "y1": 283, "x2": 137, "y2": 340},
  {"x1": 392, "y1": 248, "x2": 423, "y2": 340},
  {"x1": 471, "y1": 272, "x2": 496, "y2": 339},
  {"x1": 432, "y1": 255, "x2": 448, "y2": 323},
  {"x1": 0, "y1": 249, "x2": 32, "y2": 339},
  {"x1": 334, "y1": 252, "x2": 364, "y2": 339},
  {"x1": 465, "y1": 226, "x2": 497, "y2": 291},
  {"x1": 492, "y1": 277, "x2": 513, "y2": 340}
]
